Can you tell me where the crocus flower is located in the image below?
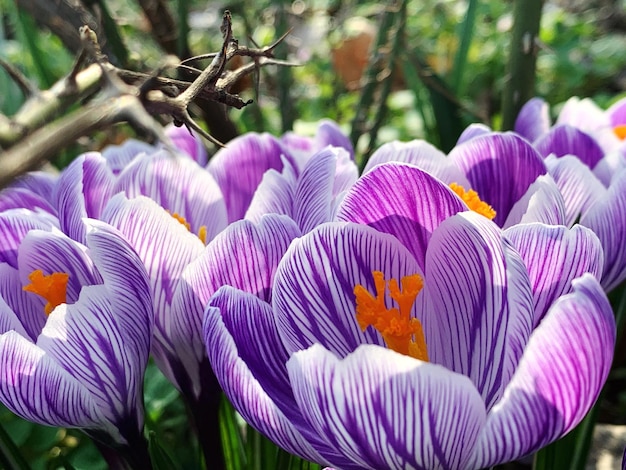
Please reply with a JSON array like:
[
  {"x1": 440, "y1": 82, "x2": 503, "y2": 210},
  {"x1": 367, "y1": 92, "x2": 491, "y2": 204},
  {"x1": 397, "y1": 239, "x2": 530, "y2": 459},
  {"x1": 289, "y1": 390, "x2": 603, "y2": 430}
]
[
  {"x1": 204, "y1": 163, "x2": 614, "y2": 469},
  {"x1": 0, "y1": 210, "x2": 154, "y2": 467},
  {"x1": 362, "y1": 132, "x2": 566, "y2": 229}
]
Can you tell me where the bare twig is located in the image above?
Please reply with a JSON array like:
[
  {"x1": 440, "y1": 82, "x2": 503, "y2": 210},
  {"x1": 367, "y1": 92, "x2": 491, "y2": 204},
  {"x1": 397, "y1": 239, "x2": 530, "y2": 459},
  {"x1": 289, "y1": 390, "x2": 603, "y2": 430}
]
[{"x1": 0, "y1": 10, "x2": 292, "y2": 188}]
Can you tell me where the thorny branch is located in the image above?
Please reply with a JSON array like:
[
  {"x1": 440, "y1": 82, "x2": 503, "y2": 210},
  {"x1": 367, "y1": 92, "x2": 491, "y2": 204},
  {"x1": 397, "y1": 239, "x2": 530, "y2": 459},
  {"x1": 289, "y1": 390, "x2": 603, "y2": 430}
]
[{"x1": 0, "y1": 10, "x2": 297, "y2": 189}]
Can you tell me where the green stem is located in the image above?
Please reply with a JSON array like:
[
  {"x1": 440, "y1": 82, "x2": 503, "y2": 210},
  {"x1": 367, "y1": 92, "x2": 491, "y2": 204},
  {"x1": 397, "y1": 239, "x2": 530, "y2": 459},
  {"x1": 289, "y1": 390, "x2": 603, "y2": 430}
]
[
  {"x1": 451, "y1": 0, "x2": 479, "y2": 94},
  {"x1": 501, "y1": 0, "x2": 544, "y2": 130}
]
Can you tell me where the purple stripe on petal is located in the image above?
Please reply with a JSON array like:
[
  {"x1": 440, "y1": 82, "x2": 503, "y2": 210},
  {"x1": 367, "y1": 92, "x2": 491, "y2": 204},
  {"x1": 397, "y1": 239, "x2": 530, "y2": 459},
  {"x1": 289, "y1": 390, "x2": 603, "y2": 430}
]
[
  {"x1": 469, "y1": 274, "x2": 615, "y2": 468},
  {"x1": 0, "y1": 296, "x2": 28, "y2": 337},
  {"x1": 534, "y1": 124, "x2": 604, "y2": 169},
  {"x1": 503, "y1": 174, "x2": 566, "y2": 228},
  {"x1": 581, "y1": 170, "x2": 626, "y2": 291},
  {"x1": 203, "y1": 306, "x2": 333, "y2": 466},
  {"x1": 449, "y1": 132, "x2": 547, "y2": 227},
  {"x1": 0, "y1": 210, "x2": 56, "y2": 269},
  {"x1": 101, "y1": 139, "x2": 156, "y2": 175},
  {"x1": 0, "y1": 331, "x2": 109, "y2": 434},
  {"x1": 9, "y1": 171, "x2": 57, "y2": 202},
  {"x1": 273, "y1": 222, "x2": 421, "y2": 357},
  {"x1": 287, "y1": 344, "x2": 486, "y2": 470},
  {"x1": 208, "y1": 133, "x2": 288, "y2": 222},
  {"x1": 505, "y1": 224, "x2": 604, "y2": 326},
  {"x1": 165, "y1": 124, "x2": 208, "y2": 166},
  {"x1": 54, "y1": 153, "x2": 115, "y2": 243},
  {"x1": 514, "y1": 98, "x2": 551, "y2": 142},
  {"x1": 424, "y1": 212, "x2": 534, "y2": 410},
  {"x1": 337, "y1": 163, "x2": 467, "y2": 269}
]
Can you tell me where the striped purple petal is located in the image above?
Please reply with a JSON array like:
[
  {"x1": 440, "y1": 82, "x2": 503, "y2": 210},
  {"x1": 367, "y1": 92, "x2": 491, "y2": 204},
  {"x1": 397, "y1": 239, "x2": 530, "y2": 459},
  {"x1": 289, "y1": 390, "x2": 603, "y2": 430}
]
[
  {"x1": 287, "y1": 344, "x2": 486, "y2": 469},
  {"x1": 165, "y1": 124, "x2": 208, "y2": 166},
  {"x1": 362, "y1": 140, "x2": 470, "y2": 186},
  {"x1": 169, "y1": 214, "x2": 299, "y2": 396},
  {"x1": 0, "y1": 331, "x2": 108, "y2": 434},
  {"x1": 336, "y1": 163, "x2": 467, "y2": 269},
  {"x1": 469, "y1": 274, "x2": 615, "y2": 468},
  {"x1": 207, "y1": 133, "x2": 288, "y2": 222},
  {"x1": 456, "y1": 123, "x2": 492, "y2": 145},
  {"x1": 18, "y1": 229, "x2": 102, "y2": 305},
  {"x1": 514, "y1": 97, "x2": 551, "y2": 142},
  {"x1": 505, "y1": 223, "x2": 604, "y2": 326},
  {"x1": 8, "y1": 171, "x2": 57, "y2": 202},
  {"x1": 54, "y1": 152, "x2": 115, "y2": 243},
  {"x1": 534, "y1": 124, "x2": 604, "y2": 169},
  {"x1": 502, "y1": 174, "x2": 566, "y2": 228},
  {"x1": 273, "y1": 222, "x2": 421, "y2": 357},
  {"x1": 315, "y1": 120, "x2": 354, "y2": 158},
  {"x1": 0, "y1": 296, "x2": 28, "y2": 337},
  {"x1": 0, "y1": 209, "x2": 56, "y2": 269},
  {"x1": 545, "y1": 155, "x2": 605, "y2": 227},
  {"x1": 0, "y1": 263, "x2": 46, "y2": 341},
  {"x1": 580, "y1": 169, "x2": 626, "y2": 291},
  {"x1": 101, "y1": 139, "x2": 156, "y2": 175},
  {"x1": 423, "y1": 211, "x2": 534, "y2": 410},
  {"x1": 0, "y1": 187, "x2": 57, "y2": 215},
  {"x1": 448, "y1": 132, "x2": 547, "y2": 227},
  {"x1": 203, "y1": 301, "x2": 333, "y2": 466},
  {"x1": 114, "y1": 151, "x2": 228, "y2": 242},
  {"x1": 245, "y1": 168, "x2": 295, "y2": 224}
]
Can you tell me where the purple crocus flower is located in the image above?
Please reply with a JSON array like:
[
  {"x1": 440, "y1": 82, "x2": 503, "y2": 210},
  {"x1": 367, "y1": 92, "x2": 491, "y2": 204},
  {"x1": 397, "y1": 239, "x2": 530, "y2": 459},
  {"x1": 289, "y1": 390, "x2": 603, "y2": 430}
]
[
  {"x1": 363, "y1": 133, "x2": 566, "y2": 229},
  {"x1": 0, "y1": 210, "x2": 154, "y2": 467},
  {"x1": 203, "y1": 163, "x2": 614, "y2": 469}
]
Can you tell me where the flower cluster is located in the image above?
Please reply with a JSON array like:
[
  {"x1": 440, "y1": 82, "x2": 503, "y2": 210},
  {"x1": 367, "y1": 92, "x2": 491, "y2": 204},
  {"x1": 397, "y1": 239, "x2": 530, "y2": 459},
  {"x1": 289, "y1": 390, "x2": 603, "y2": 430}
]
[{"x1": 0, "y1": 100, "x2": 622, "y2": 469}]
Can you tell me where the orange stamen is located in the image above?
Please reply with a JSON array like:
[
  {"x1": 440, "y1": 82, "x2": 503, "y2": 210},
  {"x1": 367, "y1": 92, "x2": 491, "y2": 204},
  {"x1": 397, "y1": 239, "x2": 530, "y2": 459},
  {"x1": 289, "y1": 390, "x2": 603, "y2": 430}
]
[
  {"x1": 23, "y1": 270, "x2": 69, "y2": 316},
  {"x1": 614, "y1": 124, "x2": 626, "y2": 141},
  {"x1": 354, "y1": 271, "x2": 428, "y2": 361},
  {"x1": 171, "y1": 212, "x2": 207, "y2": 243},
  {"x1": 449, "y1": 183, "x2": 496, "y2": 220}
]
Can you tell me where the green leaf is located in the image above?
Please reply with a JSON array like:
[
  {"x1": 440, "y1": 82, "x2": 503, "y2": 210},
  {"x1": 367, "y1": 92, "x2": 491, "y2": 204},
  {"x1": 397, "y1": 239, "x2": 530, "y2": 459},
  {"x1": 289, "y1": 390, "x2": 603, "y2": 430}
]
[
  {"x1": 0, "y1": 420, "x2": 30, "y2": 470},
  {"x1": 219, "y1": 398, "x2": 246, "y2": 470},
  {"x1": 148, "y1": 431, "x2": 180, "y2": 470}
]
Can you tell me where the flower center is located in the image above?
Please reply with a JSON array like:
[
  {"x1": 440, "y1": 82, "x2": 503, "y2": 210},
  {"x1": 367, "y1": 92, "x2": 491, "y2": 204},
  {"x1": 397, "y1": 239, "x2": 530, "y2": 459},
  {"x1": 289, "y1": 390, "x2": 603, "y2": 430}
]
[
  {"x1": 449, "y1": 183, "x2": 496, "y2": 220},
  {"x1": 23, "y1": 270, "x2": 69, "y2": 316},
  {"x1": 354, "y1": 271, "x2": 428, "y2": 361},
  {"x1": 171, "y1": 212, "x2": 207, "y2": 244},
  {"x1": 614, "y1": 124, "x2": 626, "y2": 141}
]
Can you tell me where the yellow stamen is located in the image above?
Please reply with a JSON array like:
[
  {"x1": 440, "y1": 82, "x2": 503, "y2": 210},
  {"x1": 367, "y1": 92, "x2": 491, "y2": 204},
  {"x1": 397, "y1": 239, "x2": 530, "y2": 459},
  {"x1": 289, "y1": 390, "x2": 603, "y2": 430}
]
[
  {"x1": 614, "y1": 124, "x2": 626, "y2": 141},
  {"x1": 23, "y1": 270, "x2": 69, "y2": 316},
  {"x1": 449, "y1": 183, "x2": 496, "y2": 220},
  {"x1": 354, "y1": 271, "x2": 428, "y2": 361},
  {"x1": 170, "y1": 212, "x2": 207, "y2": 243}
]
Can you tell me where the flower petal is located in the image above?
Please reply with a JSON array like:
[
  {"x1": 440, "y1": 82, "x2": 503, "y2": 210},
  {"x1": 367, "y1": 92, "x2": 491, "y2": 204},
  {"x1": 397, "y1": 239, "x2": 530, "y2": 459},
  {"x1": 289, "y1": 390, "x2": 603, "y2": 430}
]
[
  {"x1": 362, "y1": 140, "x2": 470, "y2": 186},
  {"x1": 581, "y1": 169, "x2": 626, "y2": 291},
  {"x1": 448, "y1": 132, "x2": 547, "y2": 227},
  {"x1": 165, "y1": 124, "x2": 208, "y2": 165},
  {"x1": 0, "y1": 331, "x2": 107, "y2": 432},
  {"x1": 114, "y1": 151, "x2": 228, "y2": 241},
  {"x1": 287, "y1": 344, "x2": 486, "y2": 470},
  {"x1": 203, "y1": 302, "x2": 333, "y2": 466},
  {"x1": 424, "y1": 211, "x2": 534, "y2": 409},
  {"x1": 244, "y1": 168, "x2": 295, "y2": 224},
  {"x1": 534, "y1": 124, "x2": 604, "y2": 169},
  {"x1": 502, "y1": 174, "x2": 566, "y2": 228},
  {"x1": 336, "y1": 163, "x2": 467, "y2": 269},
  {"x1": 101, "y1": 139, "x2": 156, "y2": 174},
  {"x1": 0, "y1": 187, "x2": 57, "y2": 215},
  {"x1": 54, "y1": 152, "x2": 115, "y2": 243},
  {"x1": 545, "y1": 155, "x2": 605, "y2": 226},
  {"x1": 505, "y1": 223, "x2": 604, "y2": 325},
  {"x1": 208, "y1": 133, "x2": 287, "y2": 222},
  {"x1": 456, "y1": 123, "x2": 493, "y2": 145},
  {"x1": 469, "y1": 274, "x2": 615, "y2": 468},
  {"x1": 0, "y1": 209, "x2": 56, "y2": 269},
  {"x1": 0, "y1": 263, "x2": 46, "y2": 341},
  {"x1": 170, "y1": 214, "x2": 300, "y2": 396},
  {"x1": 0, "y1": 296, "x2": 28, "y2": 337},
  {"x1": 18, "y1": 229, "x2": 102, "y2": 304},
  {"x1": 273, "y1": 222, "x2": 421, "y2": 357},
  {"x1": 514, "y1": 97, "x2": 551, "y2": 142}
]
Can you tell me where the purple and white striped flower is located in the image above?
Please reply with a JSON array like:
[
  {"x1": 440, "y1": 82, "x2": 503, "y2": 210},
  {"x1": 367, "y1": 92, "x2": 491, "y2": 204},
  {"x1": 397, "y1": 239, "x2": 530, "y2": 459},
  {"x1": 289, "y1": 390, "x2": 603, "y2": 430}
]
[
  {"x1": 204, "y1": 164, "x2": 614, "y2": 469},
  {"x1": 0, "y1": 211, "x2": 153, "y2": 466},
  {"x1": 362, "y1": 132, "x2": 566, "y2": 229}
]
